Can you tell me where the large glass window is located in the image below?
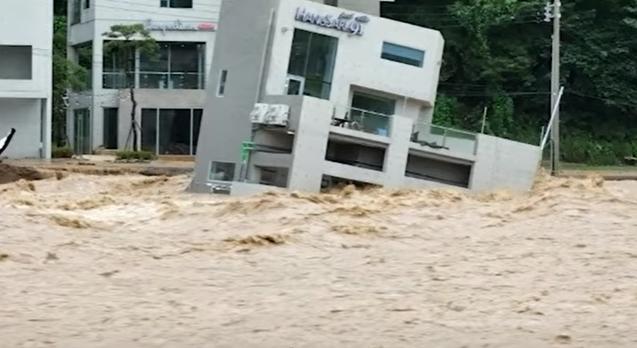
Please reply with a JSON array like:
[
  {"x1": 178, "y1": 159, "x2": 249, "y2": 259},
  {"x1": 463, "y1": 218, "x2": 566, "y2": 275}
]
[
  {"x1": 286, "y1": 29, "x2": 338, "y2": 100},
  {"x1": 159, "y1": 109, "x2": 191, "y2": 155},
  {"x1": 103, "y1": 41, "x2": 205, "y2": 89},
  {"x1": 139, "y1": 42, "x2": 204, "y2": 89},
  {"x1": 141, "y1": 108, "x2": 203, "y2": 155},
  {"x1": 75, "y1": 44, "x2": 92, "y2": 90},
  {"x1": 381, "y1": 42, "x2": 425, "y2": 68},
  {"x1": 102, "y1": 40, "x2": 130, "y2": 89},
  {"x1": 140, "y1": 43, "x2": 170, "y2": 89}
]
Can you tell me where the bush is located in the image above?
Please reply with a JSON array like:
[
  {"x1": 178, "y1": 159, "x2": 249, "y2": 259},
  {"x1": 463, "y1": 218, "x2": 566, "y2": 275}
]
[
  {"x1": 115, "y1": 150, "x2": 155, "y2": 162},
  {"x1": 52, "y1": 146, "x2": 74, "y2": 159}
]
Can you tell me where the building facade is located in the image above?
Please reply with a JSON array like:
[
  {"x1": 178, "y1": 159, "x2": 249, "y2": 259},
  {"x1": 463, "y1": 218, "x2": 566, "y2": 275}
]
[
  {"x1": 0, "y1": 1, "x2": 53, "y2": 159},
  {"x1": 190, "y1": 0, "x2": 541, "y2": 195},
  {"x1": 66, "y1": 0, "x2": 221, "y2": 156}
]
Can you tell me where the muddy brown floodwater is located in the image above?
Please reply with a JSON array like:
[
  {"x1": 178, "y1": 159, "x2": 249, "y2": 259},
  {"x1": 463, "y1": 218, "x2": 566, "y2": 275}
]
[{"x1": 1, "y1": 167, "x2": 637, "y2": 348}]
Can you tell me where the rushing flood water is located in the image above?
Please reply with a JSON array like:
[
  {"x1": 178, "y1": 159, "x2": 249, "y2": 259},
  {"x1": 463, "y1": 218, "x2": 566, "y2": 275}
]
[{"x1": 1, "y1": 170, "x2": 637, "y2": 347}]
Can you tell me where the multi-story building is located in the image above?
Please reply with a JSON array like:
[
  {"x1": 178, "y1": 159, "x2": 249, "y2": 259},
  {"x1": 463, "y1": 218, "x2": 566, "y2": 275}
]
[
  {"x1": 188, "y1": 0, "x2": 541, "y2": 195},
  {"x1": 66, "y1": 0, "x2": 221, "y2": 156},
  {"x1": 0, "y1": 1, "x2": 53, "y2": 159}
]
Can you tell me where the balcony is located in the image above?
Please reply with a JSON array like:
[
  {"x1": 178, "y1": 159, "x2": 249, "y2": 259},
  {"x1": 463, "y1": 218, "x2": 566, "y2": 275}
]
[
  {"x1": 411, "y1": 122, "x2": 478, "y2": 156},
  {"x1": 330, "y1": 105, "x2": 392, "y2": 137}
]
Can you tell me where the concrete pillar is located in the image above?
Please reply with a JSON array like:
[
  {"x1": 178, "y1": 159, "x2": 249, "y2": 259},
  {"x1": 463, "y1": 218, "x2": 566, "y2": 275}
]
[
  {"x1": 383, "y1": 114, "x2": 412, "y2": 188},
  {"x1": 92, "y1": 39, "x2": 104, "y2": 150},
  {"x1": 469, "y1": 133, "x2": 496, "y2": 191},
  {"x1": 42, "y1": 97, "x2": 52, "y2": 159},
  {"x1": 287, "y1": 97, "x2": 333, "y2": 193}
]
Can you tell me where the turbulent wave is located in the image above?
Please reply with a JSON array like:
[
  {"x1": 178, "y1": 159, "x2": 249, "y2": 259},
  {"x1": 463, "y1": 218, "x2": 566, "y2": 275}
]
[{"x1": 1, "y1": 164, "x2": 637, "y2": 346}]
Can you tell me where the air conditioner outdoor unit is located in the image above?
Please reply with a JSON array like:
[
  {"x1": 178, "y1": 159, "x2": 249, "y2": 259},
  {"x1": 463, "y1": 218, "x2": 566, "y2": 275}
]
[
  {"x1": 264, "y1": 104, "x2": 290, "y2": 127},
  {"x1": 250, "y1": 103, "x2": 269, "y2": 124}
]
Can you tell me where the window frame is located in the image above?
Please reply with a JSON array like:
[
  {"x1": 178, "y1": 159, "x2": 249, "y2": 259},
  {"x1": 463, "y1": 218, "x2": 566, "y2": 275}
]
[
  {"x1": 160, "y1": 0, "x2": 194, "y2": 9},
  {"x1": 216, "y1": 70, "x2": 228, "y2": 97},
  {"x1": 380, "y1": 42, "x2": 425, "y2": 68}
]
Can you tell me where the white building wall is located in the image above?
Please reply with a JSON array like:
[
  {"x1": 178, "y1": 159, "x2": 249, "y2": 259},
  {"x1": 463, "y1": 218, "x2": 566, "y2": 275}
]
[
  {"x1": 0, "y1": 99, "x2": 44, "y2": 158},
  {"x1": 265, "y1": 0, "x2": 444, "y2": 122},
  {"x1": 0, "y1": 0, "x2": 53, "y2": 158},
  {"x1": 67, "y1": 0, "x2": 220, "y2": 151}
]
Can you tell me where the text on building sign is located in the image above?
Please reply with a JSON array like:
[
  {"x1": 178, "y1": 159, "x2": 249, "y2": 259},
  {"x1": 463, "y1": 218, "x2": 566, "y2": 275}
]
[
  {"x1": 294, "y1": 8, "x2": 369, "y2": 36},
  {"x1": 144, "y1": 19, "x2": 215, "y2": 34}
]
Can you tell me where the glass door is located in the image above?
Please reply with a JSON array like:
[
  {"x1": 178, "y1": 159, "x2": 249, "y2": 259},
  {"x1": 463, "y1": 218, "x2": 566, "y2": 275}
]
[
  {"x1": 73, "y1": 108, "x2": 92, "y2": 155},
  {"x1": 285, "y1": 75, "x2": 305, "y2": 95}
]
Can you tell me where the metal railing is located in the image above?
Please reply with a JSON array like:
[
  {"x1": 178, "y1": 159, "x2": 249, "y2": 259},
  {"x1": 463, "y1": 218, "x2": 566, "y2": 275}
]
[
  {"x1": 331, "y1": 105, "x2": 392, "y2": 137},
  {"x1": 139, "y1": 72, "x2": 204, "y2": 89},
  {"x1": 102, "y1": 72, "x2": 128, "y2": 89},
  {"x1": 411, "y1": 122, "x2": 478, "y2": 155},
  {"x1": 101, "y1": 71, "x2": 205, "y2": 90}
]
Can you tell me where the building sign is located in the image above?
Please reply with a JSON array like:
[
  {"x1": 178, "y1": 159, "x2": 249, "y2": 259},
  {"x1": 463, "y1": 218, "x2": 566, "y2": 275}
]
[
  {"x1": 294, "y1": 7, "x2": 369, "y2": 36},
  {"x1": 143, "y1": 19, "x2": 215, "y2": 35}
]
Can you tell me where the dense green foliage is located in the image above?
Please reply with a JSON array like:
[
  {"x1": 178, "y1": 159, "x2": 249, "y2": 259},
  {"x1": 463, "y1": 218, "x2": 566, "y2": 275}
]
[
  {"x1": 384, "y1": 0, "x2": 637, "y2": 165},
  {"x1": 52, "y1": 145, "x2": 74, "y2": 159},
  {"x1": 52, "y1": 0, "x2": 637, "y2": 164}
]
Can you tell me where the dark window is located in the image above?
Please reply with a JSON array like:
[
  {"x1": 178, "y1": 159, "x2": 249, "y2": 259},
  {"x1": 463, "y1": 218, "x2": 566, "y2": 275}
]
[
  {"x1": 209, "y1": 162, "x2": 236, "y2": 181},
  {"x1": 160, "y1": 0, "x2": 193, "y2": 8},
  {"x1": 286, "y1": 29, "x2": 338, "y2": 100},
  {"x1": 71, "y1": 0, "x2": 81, "y2": 24},
  {"x1": 83, "y1": 0, "x2": 90, "y2": 9},
  {"x1": 103, "y1": 108, "x2": 118, "y2": 149},
  {"x1": 381, "y1": 42, "x2": 424, "y2": 68},
  {"x1": 324, "y1": 0, "x2": 338, "y2": 5},
  {"x1": 192, "y1": 109, "x2": 203, "y2": 154},
  {"x1": 0, "y1": 45, "x2": 32, "y2": 80},
  {"x1": 217, "y1": 70, "x2": 227, "y2": 96},
  {"x1": 142, "y1": 108, "x2": 204, "y2": 155},
  {"x1": 159, "y1": 109, "x2": 191, "y2": 155}
]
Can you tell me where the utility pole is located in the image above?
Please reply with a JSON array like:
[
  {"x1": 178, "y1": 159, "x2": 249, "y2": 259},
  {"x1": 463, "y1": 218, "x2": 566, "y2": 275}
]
[{"x1": 545, "y1": 0, "x2": 561, "y2": 175}]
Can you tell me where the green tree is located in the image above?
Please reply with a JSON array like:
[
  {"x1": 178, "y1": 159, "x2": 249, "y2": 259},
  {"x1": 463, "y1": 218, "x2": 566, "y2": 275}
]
[
  {"x1": 52, "y1": 14, "x2": 89, "y2": 146},
  {"x1": 102, "y1": 24, "x2": 158, "y2": 151}
]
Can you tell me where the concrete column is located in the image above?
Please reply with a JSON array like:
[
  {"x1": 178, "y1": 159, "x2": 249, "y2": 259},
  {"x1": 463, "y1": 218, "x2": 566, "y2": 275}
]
[
  {"x1": 383, "y1": 115, "x2": 412, "y2": 188},
  {"x1": 469, "y1": 133, "x2": 496, "y2": 191},
  {"x1": 92, "y1": 39, "x2": 104, "y2": 150},
  {"x1": 287, "y1": 97, "x2": 333, "y2": 193},
  {"x1": 42, "y1": 97, "x2": 52, "y2": 159}
]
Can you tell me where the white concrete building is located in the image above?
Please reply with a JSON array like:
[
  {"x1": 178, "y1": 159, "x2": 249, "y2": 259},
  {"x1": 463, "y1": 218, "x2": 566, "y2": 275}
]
[
  {"x1": 66, "y1": 0, "x2": 221, "y2": 156},
  {"x1": 190, "y1": 0, "x2": 541, "y2": 195},
  {"x1": 0, "y1": 0, "x2": 53, "y2": 159}
]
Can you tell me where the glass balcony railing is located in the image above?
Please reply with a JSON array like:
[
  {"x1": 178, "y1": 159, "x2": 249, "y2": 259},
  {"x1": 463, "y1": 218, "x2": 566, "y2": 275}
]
[
  {"x1": 102, "y1": 72, "x2": 128, "y2": 89},
  {"x1": 139, "y1": 72, "x2": 204, "y2": 90},
  {"x1": 411, "y1": 122, "x2": 478, "y2": 155},
  {"x1": 331, "y1": 105, "x2": 392, "y2": 137},
  {"x1": 101, "y1": 72, "x2": 205, "y2": 90}
]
